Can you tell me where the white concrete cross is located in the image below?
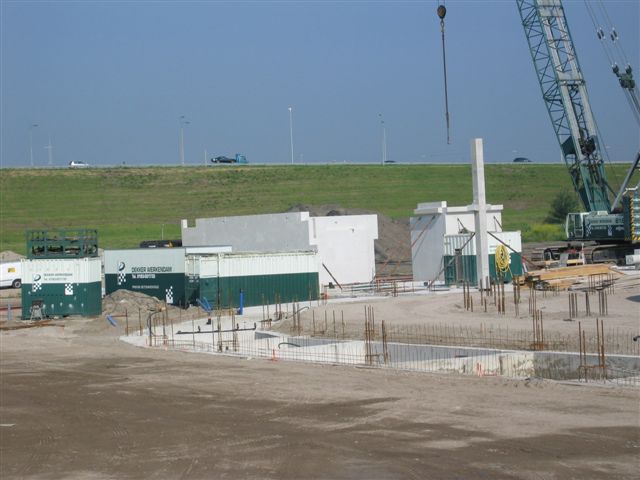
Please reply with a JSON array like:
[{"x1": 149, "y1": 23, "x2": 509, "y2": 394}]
[{"x1": 471, "y1": 138, "x2": 491, "y2": 288}]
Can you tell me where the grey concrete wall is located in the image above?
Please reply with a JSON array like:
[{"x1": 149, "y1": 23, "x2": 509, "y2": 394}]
[
  {"x1": 182, "y1": 212, "x2": 312, "y2": 253},
  {"x1": 411, "y1": 214, "x2": 446, "y2": 282}
]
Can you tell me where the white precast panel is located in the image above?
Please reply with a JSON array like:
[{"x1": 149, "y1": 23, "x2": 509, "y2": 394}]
[
  {"x1": 181, "y1": 212, "x2": 312, "y2": 252},
  {"x1": 308, "y1": 215, "x2": 378, "y2": 285}
]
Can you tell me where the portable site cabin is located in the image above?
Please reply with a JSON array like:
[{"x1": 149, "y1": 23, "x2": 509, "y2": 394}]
[
  {"x1": 104, "y1": 248, "x2": 190, "y2": 306},
  {"x1": 21, "y1": 229, "x2": 102, "y2": 319},
  {"x1": 104, "y1": 247, "x2": 319, "y2": 310},
  {"x1": 185, "y1": 251, "x2": 320, "y2": 309}
]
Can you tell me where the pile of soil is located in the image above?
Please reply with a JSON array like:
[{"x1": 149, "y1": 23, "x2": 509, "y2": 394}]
[
  {"x1": 102, "y1": 289, "x2": 166, "y2": 317},
  {"x1": 286, "y1": 204, "x2": 411, "y2": 267},
  {"x1": 0, "y1": 251, "x2": 25, "y2": 262},
  {"x1": 102, "y1": 289, "x2": 204, "y2": 326}
]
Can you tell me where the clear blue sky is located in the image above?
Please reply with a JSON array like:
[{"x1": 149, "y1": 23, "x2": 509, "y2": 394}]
[{"x1": 1, "y1": 0, "x2": 638, "y2": 167}]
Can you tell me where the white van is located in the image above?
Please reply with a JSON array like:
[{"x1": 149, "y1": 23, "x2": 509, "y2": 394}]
[{"x1": 0, "y1": 261, "x2": 22, "y2": 288}]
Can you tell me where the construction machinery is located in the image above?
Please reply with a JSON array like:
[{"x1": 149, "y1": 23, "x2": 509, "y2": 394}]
[{"x1": 516, "y1": 0, "x2": 640, "y2": 262}]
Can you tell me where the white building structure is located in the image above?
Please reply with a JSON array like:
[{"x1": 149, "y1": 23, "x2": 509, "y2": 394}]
[
  {"x1": 181, "y1": 212, "x2": 378, "y2": 286},
  {"x1": 411, "y1": 201, "x2": 505, "y2": 283}
]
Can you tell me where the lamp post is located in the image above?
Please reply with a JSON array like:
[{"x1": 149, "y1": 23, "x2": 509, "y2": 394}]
[
  {"x1": 29, "y1": 124, "x2": 39, "y2": 167},
  {"x1": 45, "y1": 135, "x2": 54, "y2": 166},
  {"x1": 179, "y1": 115, "x2": 190, "y2": 166},
  {"x1": 288, "y1": 106, "x2": 294, "y2": 164},
  {"x1": 378, "y1": 114, "x2": 387, "y2": 165}
]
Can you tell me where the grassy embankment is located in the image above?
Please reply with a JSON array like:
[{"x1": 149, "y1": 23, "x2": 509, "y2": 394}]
[{"x1": 1, "y1": 163, "x2": 631, "y2": 255}]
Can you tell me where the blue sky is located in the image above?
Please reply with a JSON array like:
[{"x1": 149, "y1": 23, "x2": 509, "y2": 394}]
[{"x1": 1, "y1": 0, "x2": 638, "y2": 167}]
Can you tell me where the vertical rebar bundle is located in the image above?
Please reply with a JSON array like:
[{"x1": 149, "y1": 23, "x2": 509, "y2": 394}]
[
  {"x1": 364, "y1": 305, "x2": 376, "y2": 365},
  {"x1": 382, "y1": 320, "x2": 390, "y2": 364},
  {"x1": 569, "y1": 292, "x2": 579, "y2": 319},
  {"x1": 463, "y1": 282, "x2": 469, "y2": 311},
  {"x1": 528, "y1": 288, "x2": 537, "y2": 316},
  {"x1": 585, "y1": 292, "x2": 591, "y2": 317},
  {"x1": 532, "y1": 309, "x2": 544, "y2": 350},
  {"x1": 579, "y1": 321, "x2": 587, "y2": 382},
  {"x1": 596, "y1": 318, "x2": 606, "y2": 380},
  {"x1": 588, "y1": 273, "x2": 615, "y2": 294},
  {"x1": 598, "y1": 290, "x2": 608, "y2": 316},
  {"x1": 579, "y1": 319, "x2": 608, "y2": 382}
]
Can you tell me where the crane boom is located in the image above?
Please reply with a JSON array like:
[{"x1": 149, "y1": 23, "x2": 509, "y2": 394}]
[{"x1": 517, "y1": 0, "x2": 612, "y2": 213}]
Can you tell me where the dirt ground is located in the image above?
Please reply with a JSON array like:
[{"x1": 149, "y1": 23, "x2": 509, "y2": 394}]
[{"x1": 2, "y1": 285, "x2": 640, "y2": 479}]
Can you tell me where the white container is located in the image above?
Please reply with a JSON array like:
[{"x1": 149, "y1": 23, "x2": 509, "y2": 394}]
[
  {"x1": 191, "y1": 251, "x2": 319, "y2": 279},
  {"x1": 22, "y1": 257, "x2": 102, "y2": 285}
]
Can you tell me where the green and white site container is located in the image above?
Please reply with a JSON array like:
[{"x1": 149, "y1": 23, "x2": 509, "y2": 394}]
[
  {"x1": 443, "y1": 232, "x2": 523, "y2": 286},
  {"x1": 187, "y1": 251, "x2": 320, "y2": 309},
  {"x1": 104, "y1": 248, "x2": 187, "y2": 306},
  {"x1": 21, "y1": 257, "x2": 102, "y2": 319}
]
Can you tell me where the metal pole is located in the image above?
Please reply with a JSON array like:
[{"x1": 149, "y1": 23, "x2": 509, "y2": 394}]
[
  {"x1": 29, "y1": 124, "x2": 38, "y2": 167},
  {"x1": 378, "y1": 113, "x2": 386, "y2": 165},
  {"x1": 288, "y1": 106, "x2": 294, "y2": 164},
  {"x1": 179, "y1": 115, "x2": 189, "y2": 166}
]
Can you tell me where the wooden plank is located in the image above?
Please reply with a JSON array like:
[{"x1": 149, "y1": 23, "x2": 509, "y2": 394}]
[{"x1": 526, "y1": 264, "x2": 616, "y2": 282}]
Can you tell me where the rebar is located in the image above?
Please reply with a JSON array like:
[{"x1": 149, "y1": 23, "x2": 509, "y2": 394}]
[{"x1": 598, "y1": 290, "x2": 608, "y2": 316}]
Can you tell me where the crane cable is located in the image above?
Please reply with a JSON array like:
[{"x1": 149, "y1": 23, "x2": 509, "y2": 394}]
[
  {"x1": 581, "y1": 0, "x2": 638, "y2": 196},
  {"x1": 584, "y1": 0, "x2": 640, "y2": 125},
  {"x1": 437, "y1": 4, "x2": 451, "y2": 144},
  {"x1": 495, "y1": 245, "x2": 511, "y2": 278}
]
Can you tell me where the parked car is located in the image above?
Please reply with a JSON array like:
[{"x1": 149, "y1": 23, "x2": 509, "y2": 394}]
[
  {"x1": 0, "y1": 261, "x2": 22, "y2": 288},
  {"x1": 68, "y1": 160, "x2": 89, "y2": 168}
]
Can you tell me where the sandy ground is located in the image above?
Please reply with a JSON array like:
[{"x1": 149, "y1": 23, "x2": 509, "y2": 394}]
[{"x1": 2, "y1": 283, "x2": 640, "y2": 479}]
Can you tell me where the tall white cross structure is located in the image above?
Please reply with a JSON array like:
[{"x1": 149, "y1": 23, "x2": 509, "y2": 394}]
[{"x1": 471, "y1": 138, "x2": 490, "y2": 288}]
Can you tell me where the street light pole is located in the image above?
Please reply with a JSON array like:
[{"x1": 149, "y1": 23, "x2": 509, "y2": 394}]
[
  {"x1": 288, "y1": 106, "x2": 294, "y2": 165},
  {"x1": 378, "y1": 114, "x2": 387, "y2": 165},
  {"x1": 29, "y1": 124, "x2": 39, "y2": 167},
  {"x1": 45, "y1": 134, "x2": 54, "y2": 166},
  {"x1": 179, "y1": 115, "x2": 190, "y2": 166}
]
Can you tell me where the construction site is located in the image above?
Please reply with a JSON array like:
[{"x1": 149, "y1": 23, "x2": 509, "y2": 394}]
[
  {"x1": 2, "y1": 1, "x2": 640, "y2": 479},
  {"x1": 2, "y1": 255, "x2": 640, "y2": 478}
]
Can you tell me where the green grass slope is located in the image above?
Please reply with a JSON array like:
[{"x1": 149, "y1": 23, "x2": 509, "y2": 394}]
[{"x1": 0, "y1": 164, "x2": 630, "y2": 255}]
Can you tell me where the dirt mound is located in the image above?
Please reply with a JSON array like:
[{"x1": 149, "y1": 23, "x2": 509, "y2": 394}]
[
  {"x1": 0, "y1": 251, "x2": 25, "y2": 262},
  {"x1": 101, "y1": 289, "x2": 204, "y2": 328},
  {"x1": 286, "y1": 204, "x2": 411, "y2": 267},
  {"x1": 102, "y1": 289, "x2": 166, "y2": 317}
]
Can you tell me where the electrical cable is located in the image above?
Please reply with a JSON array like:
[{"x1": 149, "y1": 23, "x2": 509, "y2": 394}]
[{"x1": 495, "y1": 244, "x2": 511, "y2": 278}]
